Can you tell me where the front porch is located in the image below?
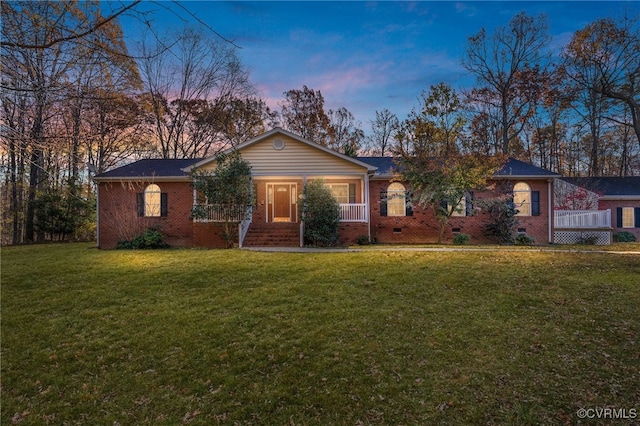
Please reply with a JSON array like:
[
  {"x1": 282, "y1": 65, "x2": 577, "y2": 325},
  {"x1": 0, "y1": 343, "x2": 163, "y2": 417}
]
[{"x1": 553, "y1": 209, "x2": 612, "y2": 245}]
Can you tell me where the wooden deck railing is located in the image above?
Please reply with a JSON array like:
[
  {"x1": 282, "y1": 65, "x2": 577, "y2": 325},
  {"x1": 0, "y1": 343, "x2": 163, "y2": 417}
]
[{"x1": 554, "y1": 209, "x2": 611, "y2": 228}]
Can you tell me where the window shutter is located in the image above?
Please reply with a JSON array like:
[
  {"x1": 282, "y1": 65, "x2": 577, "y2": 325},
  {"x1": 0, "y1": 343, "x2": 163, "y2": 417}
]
[
  {"x1": 137, "y1": 193, "x2": 144, "y2": 217},
  {"x1": 160, "y1": 193, "x2": 168, "y2": 217},
  {"x1": 635, "y1": 207, "x2": 640, "y2": 228},
  {"x1": 439, "y1": 199, "x2": 448, "y2": 214},
  {"x1": 405, "y1": 192, "x2": 413, "y2": 217},
  {"x1": 465, "y1": 191, "x2": 474, "y2": 216},
  {"x1": 616, "y1": 207, "x2": 623, "y2": 227},
  {"x1": 532, "y1": 191, "x2": 540, "y2": 216},
  {"x1": 380, "y1": 191, "x2": 387, "y2": 216},
  {"x1": 349, "y1": 183, "x2": 356, "y2": 204}
]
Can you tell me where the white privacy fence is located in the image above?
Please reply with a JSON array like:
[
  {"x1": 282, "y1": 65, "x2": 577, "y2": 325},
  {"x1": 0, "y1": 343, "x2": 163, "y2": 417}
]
[{"x1": 554, "y1": 209, "x2": 611, "y2": 228}]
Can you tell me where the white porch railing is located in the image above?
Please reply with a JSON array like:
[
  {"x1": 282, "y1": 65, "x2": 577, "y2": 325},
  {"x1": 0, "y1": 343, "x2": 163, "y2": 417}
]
[
  {"x1": 238, "y1": 206, "x2": 252, "y2": 248},
  {"x1": 193, "y1": 204, "x2": 246, "y2": 222},
  {"x1": 554, "y1": 209, "x2": 611, "y2": 228},
  {"x1": 339, "y1": 203, "x2": 367, "y2": 222}
]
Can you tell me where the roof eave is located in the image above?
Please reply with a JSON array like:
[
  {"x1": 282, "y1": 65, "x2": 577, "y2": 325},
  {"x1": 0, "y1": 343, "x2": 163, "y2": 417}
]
[
  {"x1": 93, "y1": 176, "x2": 192, "y2": 183},
  {"x1": 599, "y1": 195, "x2": 640, "y2": 200}
]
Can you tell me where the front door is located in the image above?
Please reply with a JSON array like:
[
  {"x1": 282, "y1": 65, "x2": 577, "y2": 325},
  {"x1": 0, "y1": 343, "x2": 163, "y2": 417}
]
[{"x1": 273, "y1": 184, "x2": 291, "y2": 222}]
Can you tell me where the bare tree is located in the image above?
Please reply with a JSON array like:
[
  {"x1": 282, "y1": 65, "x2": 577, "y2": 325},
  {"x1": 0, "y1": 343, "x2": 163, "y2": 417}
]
[
  {"x1": 565, "y1": 16, "x2": 640, "y2": 149},
  {"x1": 367, "y1": 109, "x2": 399, "y2": 157},
  {"x1": 138, "y1": 28, "x2": 253, "y2": 158},
  {"x1": 463, "y1": 11, "x2": 550, "y2": 155},
  {"x1": 327, "y1": 107, "x2": 364, "y2": 156}
]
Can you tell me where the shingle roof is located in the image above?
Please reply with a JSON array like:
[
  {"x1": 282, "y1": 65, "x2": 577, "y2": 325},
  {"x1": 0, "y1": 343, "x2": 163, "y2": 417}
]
[
  {"x1": 560, "y1": 177, "x2": 640, "y2": 197},
  {"x1": 494, "y1": 158, "x2": 559, "y2": 177},
  {"x1": 95, "y1": 156, "x2": 558, "y2": 180},
  {"x1": 94, "y1": 159, "x2": 201, "y2": 180},
  {"x1": 356, "y1": 157, "x2": 558, "y2": 178}
]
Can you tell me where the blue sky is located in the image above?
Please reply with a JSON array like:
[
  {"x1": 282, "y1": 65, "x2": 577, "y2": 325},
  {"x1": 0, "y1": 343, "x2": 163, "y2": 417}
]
[{"x1": 122, "y1": 1, "x2": 639, "y2": 128}]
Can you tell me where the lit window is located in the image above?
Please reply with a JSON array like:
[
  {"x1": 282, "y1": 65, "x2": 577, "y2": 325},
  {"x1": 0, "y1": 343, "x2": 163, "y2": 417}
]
[
  {"x1": 449, "y1": 196, "x2": 466, "y2": 217},
  {"x1": 326, "y1": 184, "x2": 349, "y2": 204},
  {"x1": 387, "y1": 182, "x2": 406, "y2": 217},
  {"x1": 622, "y1": 207, "x2": 634, "y2": 228},
  {"x1": 144, "y1": 184, "x2": 161, "y2": 217},
  {"x1": 513, "y1": 182, "x2": 531, "y2": 216}
]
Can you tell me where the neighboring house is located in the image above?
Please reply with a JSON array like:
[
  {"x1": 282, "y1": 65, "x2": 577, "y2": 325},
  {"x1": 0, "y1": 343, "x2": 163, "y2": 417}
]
[
  {"x1": 559, "y1": 177, "x2": 640, "y2": 240},
  {"x1": 93, "y1": 128, "x2": 558, "y2": 248}
]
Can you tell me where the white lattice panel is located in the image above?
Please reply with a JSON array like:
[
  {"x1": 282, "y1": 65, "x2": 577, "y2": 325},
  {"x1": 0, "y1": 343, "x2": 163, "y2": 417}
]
[{"x1": 554, "y1": 231, "x2": 611, "y2": 245}]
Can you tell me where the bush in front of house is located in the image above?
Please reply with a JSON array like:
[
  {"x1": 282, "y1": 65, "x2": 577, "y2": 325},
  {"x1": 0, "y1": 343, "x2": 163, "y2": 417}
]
[
  {"x1": 515, "y1": 233, "x2": 535, "y2": 246},
  {"x1": 453, "y1": 233, "x2": 470, "y2": 245},
  {"x1": 355, "y1": 234, "x2": 371, "y2": 245},
  {"x1": 302, "y1": 179, "x2": 340, "y2": 247},
  {"x1": 117, "y1": 227, "x2": 169, "y2": 249},
  {"x1": 613, "y1": 231, "x2": 637, "y2": 242},
  {"x1": 576, "y1": 234, "x2": 598, "y2": 245},
  {"x1": 480, "y1": 197, "x2": 518, "y2": 244}
]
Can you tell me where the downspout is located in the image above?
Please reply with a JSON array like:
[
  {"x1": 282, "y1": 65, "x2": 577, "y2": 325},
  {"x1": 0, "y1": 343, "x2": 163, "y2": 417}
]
[
  {"x1": 548, "y1": 179, "x2": 553, "y2": 243},
  {"x1": 365, "y1": 173, "x2": 371, "y2": 242},
  {"x1": 301, "y1": 175, "x2": 307, "y2": 247},
  {"x1": 95, "y1": 182, "x2": 100, "y2": 248}
]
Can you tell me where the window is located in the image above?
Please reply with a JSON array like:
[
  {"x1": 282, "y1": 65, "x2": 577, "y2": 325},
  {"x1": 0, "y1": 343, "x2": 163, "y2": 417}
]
[
  {"x1": 137, "y1": 184, "x2": 167, "y2": 217},
  {"x1": 513, "y1": 182, "x2": 531, "y2": 216},
  {"x1": 326, "y1": 184, "x2": 349, "y2": 204},
  {"x1": 449, "y1": 196, "x2": 466, "y2": 217},
  {"x1": 387, "y1": 182, "x2": 406, "y2": 217},
  {"x1": 326, "y1": 183, "x2": 356, "y2": 204},
  {"x1": 622, "y1": 207, "x2": 634, "y2": 228},
  {"x1": 144, "y1": 184, "x2": 161, "y2": 216}
]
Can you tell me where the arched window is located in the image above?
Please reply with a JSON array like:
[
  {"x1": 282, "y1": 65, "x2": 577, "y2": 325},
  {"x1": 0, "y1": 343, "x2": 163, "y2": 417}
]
[
  {"x1": 144, "y1": 184, "x2": 162, "y2": 217},
  {"x1": 387, "y1": 182, "x2": 406, "y2": 217},
  {"x1": 513, "y1": 182, "x2": 531, "y2": 216}
]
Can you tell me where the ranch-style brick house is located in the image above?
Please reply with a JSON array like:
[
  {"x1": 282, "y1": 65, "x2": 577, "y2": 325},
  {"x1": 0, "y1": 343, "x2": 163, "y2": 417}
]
[{"x1": 94, "y1": 128, "x2": 559, "y2": 248}]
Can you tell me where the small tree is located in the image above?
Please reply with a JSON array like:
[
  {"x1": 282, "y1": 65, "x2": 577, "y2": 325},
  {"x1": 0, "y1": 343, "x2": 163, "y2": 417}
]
[
  {"x1": 191, "y1": 151, "x2": 251, "y2": 248},
  {"x1": 480, "y1": 195, "x2": 519, "y2": 244},
  {"x1": 401, "y1": 154, "x2": 505, "y2": 243},
  {"x1": 302, "y1": 179, "x2": 340, "y2": 247}
]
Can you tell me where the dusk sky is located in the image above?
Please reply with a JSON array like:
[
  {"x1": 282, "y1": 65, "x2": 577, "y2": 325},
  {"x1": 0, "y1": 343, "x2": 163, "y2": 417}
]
[{"x1": 122, "y1": 1, "x2": 639, "y2": 129}]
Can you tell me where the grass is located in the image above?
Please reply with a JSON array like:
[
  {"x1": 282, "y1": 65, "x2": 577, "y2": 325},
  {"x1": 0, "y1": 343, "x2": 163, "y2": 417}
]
[{"x1": 2, "y1": 243, "x2": 639, "y2": 425}]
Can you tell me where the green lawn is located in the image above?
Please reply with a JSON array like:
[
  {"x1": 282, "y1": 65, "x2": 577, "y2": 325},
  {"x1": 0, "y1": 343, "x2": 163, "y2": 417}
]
[{"x1": 2, "y1": 244, "x2": 639, "y2": 425}]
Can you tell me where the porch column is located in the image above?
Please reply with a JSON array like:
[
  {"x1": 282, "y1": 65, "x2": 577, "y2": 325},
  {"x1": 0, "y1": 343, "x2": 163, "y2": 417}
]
[{"x1": 364, "y1": 173, "x2": 371, "y2": 241}]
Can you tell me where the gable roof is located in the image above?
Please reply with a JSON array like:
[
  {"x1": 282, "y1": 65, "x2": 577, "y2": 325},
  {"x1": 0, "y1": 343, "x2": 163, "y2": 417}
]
[
  {"x1": 494, "y1": 158, "x2": 559, "y2": 178},
  {"x1": 560, "y1": 176, "x2": 640, "y2": 199},
  {"x1": 93, "y1": 159, "x2": 201, "y2": 181},
  {"x1": 186, "y1": 127, "x2": 377, "y2": 173}
]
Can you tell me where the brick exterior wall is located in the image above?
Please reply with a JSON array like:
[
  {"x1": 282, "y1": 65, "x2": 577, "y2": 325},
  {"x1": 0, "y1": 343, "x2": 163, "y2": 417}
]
[
  {"x1": 369, "y1": 178, "x2": 553, "y2": 245},
  {"x1": 98, "y1": 177, "x2": 554, "y2": 248},
  {"x1": 598, "y1": 199, "x2": 640, "y2": 240}
]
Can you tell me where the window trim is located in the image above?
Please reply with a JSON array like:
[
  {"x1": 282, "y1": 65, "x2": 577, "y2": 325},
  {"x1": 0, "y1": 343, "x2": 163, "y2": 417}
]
[
  {"x1": 326, "y1": 183, "x2": 350, "y2": 204},
  {"x1": 513, "y1": 182, "x2": 531, "y2": 216},
  {"x1": 622, "y1": 207, "x2": 634, "y2": 228},
  {"x1": 387, "y1": 182, "x2": 406, "y2": 217}
]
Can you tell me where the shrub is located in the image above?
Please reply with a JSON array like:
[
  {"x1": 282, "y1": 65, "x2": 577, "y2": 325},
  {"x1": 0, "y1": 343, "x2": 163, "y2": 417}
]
[
  {"x1": 355, "y1": 234, "x2": 371, "y2": 245},
  {"x1": 302, "y1": 179, "x2": 340, "y2": 247},
  {"x1": 117, "y1": 228, "x2": 169, "y2": 249},
  {"x1": 453, "y1": 233, "x2": 470, "y2": 245},
  {"x1": 576, "y1": 235, "x2": 598, "y2": 245},
  {"x1": 514, "y1": 233, "x2": 535, "y2": 246},
  {"x1": 613, "y1": 231, "x2": 637, "y2": 242},
  {"x1": 480, "y1": 197, "x2": 518, "y2": 244}
]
